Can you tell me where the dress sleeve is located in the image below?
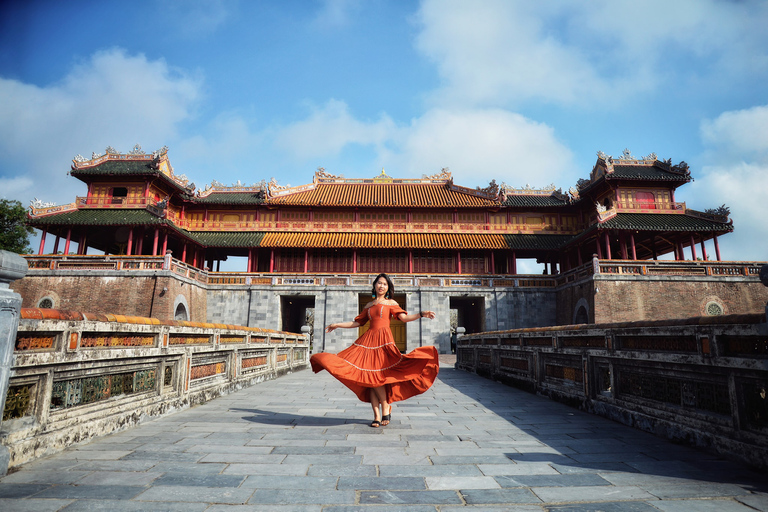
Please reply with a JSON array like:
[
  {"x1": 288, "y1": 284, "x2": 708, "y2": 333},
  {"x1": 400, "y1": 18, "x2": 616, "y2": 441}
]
[
  {"x1": 354, "y1": 308, "x2": 370, "y2": 326},
  {"x1": 389, "y1": 305, "x2": 407, "y2": 320}
]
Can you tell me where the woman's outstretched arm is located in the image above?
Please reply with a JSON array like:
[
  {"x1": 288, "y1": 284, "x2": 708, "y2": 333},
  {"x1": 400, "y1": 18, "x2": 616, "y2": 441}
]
[
  {"x1": 325, "y1": 321, "x2": 361, "y2": 333},
  {"x1": 396, "y1": 310, "x2": 436, "y2": 323}
]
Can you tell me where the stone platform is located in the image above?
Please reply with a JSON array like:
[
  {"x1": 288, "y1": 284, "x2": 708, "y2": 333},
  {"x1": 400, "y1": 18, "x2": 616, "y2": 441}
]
[{"x1": 1, "y1": 364, "x2": 766, "y2": 511}]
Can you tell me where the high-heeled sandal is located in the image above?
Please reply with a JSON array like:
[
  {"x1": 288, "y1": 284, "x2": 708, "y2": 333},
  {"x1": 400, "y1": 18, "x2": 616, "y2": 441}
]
[{"x1": 370, "y1": 419, "x2": 381, "y2": 428}]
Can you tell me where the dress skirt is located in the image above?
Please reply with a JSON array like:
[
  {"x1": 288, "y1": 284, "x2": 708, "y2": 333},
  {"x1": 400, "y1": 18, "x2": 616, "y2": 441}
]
[{"x1": 310, "y1": 303, "x2": 439, "y2": 403}]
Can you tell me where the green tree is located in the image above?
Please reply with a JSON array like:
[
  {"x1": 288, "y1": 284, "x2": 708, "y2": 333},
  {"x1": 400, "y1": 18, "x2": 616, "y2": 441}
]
[{"x1": 0, "y1": 199, "x2": 35, "y2": 254}]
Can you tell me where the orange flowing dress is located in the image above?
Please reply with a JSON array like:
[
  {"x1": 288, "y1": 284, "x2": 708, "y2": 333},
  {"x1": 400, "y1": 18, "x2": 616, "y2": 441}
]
[{"x1": 310, "y1": 303, "x2": 439, "y2": 404}]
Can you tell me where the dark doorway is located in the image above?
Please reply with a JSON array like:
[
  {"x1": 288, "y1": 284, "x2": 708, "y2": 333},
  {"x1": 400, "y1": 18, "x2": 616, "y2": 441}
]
[
  {"x1": 280, "y1": 296, "x2": 316, "y2": 341},
  {"x1": 449, "y1": 296, "x2": 485, "y2": 334}
]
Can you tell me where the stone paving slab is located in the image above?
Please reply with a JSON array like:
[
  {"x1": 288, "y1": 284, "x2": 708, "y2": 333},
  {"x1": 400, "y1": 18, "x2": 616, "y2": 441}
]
[{"x1": 1, "y1": 365, "x2": 766, "y2": 511}]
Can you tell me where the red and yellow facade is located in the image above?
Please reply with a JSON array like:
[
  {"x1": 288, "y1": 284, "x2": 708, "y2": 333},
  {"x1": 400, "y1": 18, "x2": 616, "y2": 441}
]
[{"x1": 27, "y1": 147, "x2": 733, "y2": 274}]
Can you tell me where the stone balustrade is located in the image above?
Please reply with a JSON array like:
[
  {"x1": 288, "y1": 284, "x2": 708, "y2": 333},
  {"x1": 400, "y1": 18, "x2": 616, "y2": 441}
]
[
  {"x1": 2, "y1": 308, "x2": 309, "y2": 469},
  {"x1": 456, "y1": 313, "x2": 768, "y2": 469}
]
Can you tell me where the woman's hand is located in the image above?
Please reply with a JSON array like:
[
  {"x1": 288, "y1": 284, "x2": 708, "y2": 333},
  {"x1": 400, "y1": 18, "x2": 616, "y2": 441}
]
[
  {"x1": 421, "y1": 310, "x2": 436, "y2": 320},
  {"x1": 325, "y1": 324, "x2": 337, "y2": 333}
]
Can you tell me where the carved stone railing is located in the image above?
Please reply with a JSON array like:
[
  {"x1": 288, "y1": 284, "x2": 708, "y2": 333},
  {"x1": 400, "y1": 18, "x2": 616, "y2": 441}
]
[
  {"x1": 596, "y1": 259, "x2": 762, "y2": 277},
  {"x1": 456, "y1": 314, "x2": 768, "y2": 469},
  {"x1": 2, "y1": 309, "x2": 309, "y2": 468}
]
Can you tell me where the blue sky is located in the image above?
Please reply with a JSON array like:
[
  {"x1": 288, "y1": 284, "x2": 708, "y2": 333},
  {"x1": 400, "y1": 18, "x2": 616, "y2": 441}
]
[{"x1": 1, "y1": 0, "x2": 767, "y2": 264}]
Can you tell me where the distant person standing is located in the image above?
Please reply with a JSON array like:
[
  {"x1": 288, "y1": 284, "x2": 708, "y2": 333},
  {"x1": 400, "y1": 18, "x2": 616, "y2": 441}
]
[{"x1": 311, "y1": 273, "x2": 439, "y2": 427}]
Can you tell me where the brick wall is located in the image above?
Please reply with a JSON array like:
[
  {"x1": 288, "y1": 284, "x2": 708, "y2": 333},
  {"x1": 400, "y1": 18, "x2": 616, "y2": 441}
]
[
  {"x1": 591, "y1": 276, "x2": 768, "y2": 323},
  {"x1": 11, "y1": 272, "x2": 207, "y2": 322}
]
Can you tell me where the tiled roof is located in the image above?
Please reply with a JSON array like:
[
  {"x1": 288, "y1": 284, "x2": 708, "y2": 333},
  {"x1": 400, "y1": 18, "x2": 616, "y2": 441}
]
[
  {"x1": 260, "y1": 232, "x2": 510, "y2": 249},
  {"x1": 267, "y1": 183, "x2": 499, "y2": 208},
  {"x1": 182, "y1": 192, "x2": 265, "y2": 205},
  {"x1": 27, "y1": 209, "x2": 168, "y2": 226},
  {"x1": 187, "y1": 231, "x2": 265, "y2": 247},
  {"x1": 503, "y1": 234, "x2": 572, "y2": 250},
  {"x1": 69, "y1": 160, "x2": 157, "y2": 175},
  {"x1": 503, "y1": 195, "x2": 569, "y2": 207},
  {"x1": 258, "y1": 232, "x2": 573, "y2": 250},
  {"x1": 609, "y1": 165, "x2": 691, "y2": 182},
  {"x1": 597, "y1": 213, "x2": 733, "y2": 232}
]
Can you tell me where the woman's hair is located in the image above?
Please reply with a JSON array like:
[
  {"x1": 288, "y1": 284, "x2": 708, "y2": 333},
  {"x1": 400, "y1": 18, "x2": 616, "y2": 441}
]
[{"x1": 371, "y1": 273, "x2": 395, "y2": 299}]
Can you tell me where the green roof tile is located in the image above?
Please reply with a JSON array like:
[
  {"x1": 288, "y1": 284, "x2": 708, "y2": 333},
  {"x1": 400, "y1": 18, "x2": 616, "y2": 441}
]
[
  {"x1": 70, "y1": 160, "x2": 157, "y2": 175},
  {"x1": 183, "y1": 192, "x2": 265, "y2": 205},
  {"x1": 503, "y1": 234, "x2": 572, "y2": 250},
  {"x1": 502, "y1": 195, "x2": 569, "y2": 207},
  {"x1": 609, "y1": 164, "x2": 691, "y2": 181},
  {"x1": 187, "y1": 231, "x2": 265, "y2": 247},
  {"x1": 597, "y1": 213, "x2": 733, "y2": 232},
  {"x1": 28, "y1": 209, "x2": 168, "y2": 226}
]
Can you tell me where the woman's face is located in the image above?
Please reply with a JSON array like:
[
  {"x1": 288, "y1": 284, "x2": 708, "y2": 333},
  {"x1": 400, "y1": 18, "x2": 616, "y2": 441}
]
[{"x1": 375, "y1": 277, "x2": 389, "y2": 296}]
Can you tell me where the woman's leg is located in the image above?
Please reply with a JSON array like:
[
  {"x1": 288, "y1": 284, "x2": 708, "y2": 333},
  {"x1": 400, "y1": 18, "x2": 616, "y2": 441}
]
[
  {"x1": 369, "y1": 388, "x2": 382, "y2": 426},
  {"x1": 371, "y1": 386, "x2": 390, "y2": 426}
]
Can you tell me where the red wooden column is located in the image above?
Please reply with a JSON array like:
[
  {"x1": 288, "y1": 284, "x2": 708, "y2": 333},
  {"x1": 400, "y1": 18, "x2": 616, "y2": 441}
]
[
  {"x1": 408, "y1": 250, "x2": 413, "y2": 274},
  {"x1": 353, "y1": 250, "x2": 358, "y2": 273},
  {"x1": 603, "y1": 232, "x2": 611, "y2": 259},
  {"x1": 620, "y1": 233, "x2": 628, "y2": 260},
  {"x1": 161, "y1": 233, "x2": 168, "y2": 255},
  {"x1": 304, "y1": 249, "x2": 309, "y2": 273},
  {"x1": 595, "y1": 236, "x2": 602, "y2": 259},
  {"x1": 269, "y1": 249, "x2": 275, "y2": 272},
  {"x1": 690, "y1": 235, "x2": 698, "y2": 260},
  {"x1": 247, "y1": 248, "x2": 252, "y2": 272},
  {"x1": 64, "y1": 228, "x2": 72, "y2": 255},
  {"x1": 700, "y1": 239, "x2": 708, "y2": 261},
  {"x1": 53, "y1": 235, "x2": 60, "y2": 255},
  {"x1": 490, "y1": 251, "x2": 495, "y2": 274},
  {"x1": 38, "y1": 229, "x2": 47, "y2": 255},
  {"x1": 629, "y1": 233, "x2": 637, "y2": 260},
  {"x1": 456, "y1": 250, "x2": 462, "y2": 274},
  {"x1": 182, "y1": 243, "x2": 187, "y2": 264},
  {"x1": 152, "y1": 228, "x2": 159, "y2": 256},
  {"x1": 510, "y1": 251, "x2": 517, "y2": 275},
  {"x1": 677, "y1": 241, "x2": 685, "y2": 261},
  {"x1": 713, "y1": 233, "x2": 721, "y2": 261},
  {"x1": 77, "y1": 233, "x2": 86, "y2": 255},
  {"x1": 126, "y1": 228, "x2": 134, "y2": 256},
  {"x1": 135, "y1": 230, "x2": 143, "y2": 255}
]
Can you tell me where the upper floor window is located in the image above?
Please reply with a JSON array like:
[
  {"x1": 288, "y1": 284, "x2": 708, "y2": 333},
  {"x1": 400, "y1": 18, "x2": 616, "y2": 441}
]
[{"x1": 635, "y1": 191, "x2": 656, "y2": 209}]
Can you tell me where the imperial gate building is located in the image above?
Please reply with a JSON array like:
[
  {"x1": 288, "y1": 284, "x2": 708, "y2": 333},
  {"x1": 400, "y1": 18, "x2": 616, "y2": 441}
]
[{"x1": 17, "y1": 146, "x2": 765, "y2": 354}]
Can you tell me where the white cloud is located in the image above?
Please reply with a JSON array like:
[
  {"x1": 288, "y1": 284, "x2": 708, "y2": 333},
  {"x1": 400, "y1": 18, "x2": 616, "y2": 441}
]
[
  {"x1": 689, "y1": 105, "x2": 768, "y2": 262},
  {"x1": 0, "y1": 177, "x2": 34, "y2": 200},
  {"x1": 159, "y1": 0, "x2": 233, "y2": 37},
  {"x1": 0, "y1": 48, "x2": 202, "y2": 205},
  {"x1": 313, "y1": 0, "x2": 362, "y2": 28},
  {"x1": 274, "y1": 99, "x2": 395, "y2": 161},
  {"x1": 270, "y1": 102, "x2": 573, "y2": 188},
  {"x1": 700, "y1": 105, "x2": 768, "y2": 159},
  {"x1": 390, "y1": 108, "x2": 574, "y2": 188},
  {"x1": 415, "y1": 0, "x2": 768, "y2": 107}
]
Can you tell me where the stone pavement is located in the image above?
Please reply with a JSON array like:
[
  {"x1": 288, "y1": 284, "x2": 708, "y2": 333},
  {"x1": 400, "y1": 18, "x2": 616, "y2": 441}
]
[{"x1": 1, "y1": 363, "x2": 766, "y2": 512}]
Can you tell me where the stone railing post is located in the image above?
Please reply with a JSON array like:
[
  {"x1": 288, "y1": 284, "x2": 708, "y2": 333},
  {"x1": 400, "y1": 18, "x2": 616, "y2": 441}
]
[
  {"x1": 759, "y1": 264, "x2": 768, "y2": 335},
  {"x1": 0, "y1": 250, "x2": 28, "y2": 475}
]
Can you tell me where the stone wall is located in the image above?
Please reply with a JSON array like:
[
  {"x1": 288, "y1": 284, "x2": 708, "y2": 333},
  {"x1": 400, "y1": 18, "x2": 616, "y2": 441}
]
[
  {"x1": 12, "y1": 256, "x2": 768, "y2": 355},
  {"x1": 3, "y1": 308, "x2": 309, "y2": 468},
  {"x1": 456, "y1": 313, "x2": 768, "y2": 469}
]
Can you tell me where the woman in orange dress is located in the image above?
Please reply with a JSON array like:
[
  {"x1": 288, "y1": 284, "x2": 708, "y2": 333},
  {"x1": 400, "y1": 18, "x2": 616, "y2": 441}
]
[{"x1": 310, "y1": 273, "x2": 439, "y2": 427}]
